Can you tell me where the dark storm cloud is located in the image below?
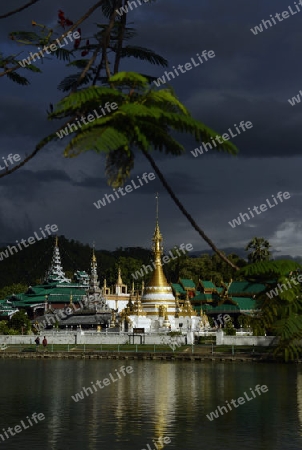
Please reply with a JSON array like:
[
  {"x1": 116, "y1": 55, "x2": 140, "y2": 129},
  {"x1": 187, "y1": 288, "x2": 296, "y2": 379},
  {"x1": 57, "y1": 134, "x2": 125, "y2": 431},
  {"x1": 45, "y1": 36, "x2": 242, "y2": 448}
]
[
  {"x1": 0, "y1": 0, "x2": 301, "y2": 257},
  {"x1": 1, "y1": 169, "x2": 71, "y2": 186},
  {"x1": 0, "y1": 95, "x2": 57, "y2": 138}
]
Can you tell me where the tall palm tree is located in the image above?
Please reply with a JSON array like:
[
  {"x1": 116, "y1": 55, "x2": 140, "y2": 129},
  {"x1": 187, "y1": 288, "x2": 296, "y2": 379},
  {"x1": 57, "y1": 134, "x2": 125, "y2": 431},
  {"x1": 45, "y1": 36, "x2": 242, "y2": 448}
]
[{"x1": 245, "y1": 237, "x2": 271, "y2": 263}]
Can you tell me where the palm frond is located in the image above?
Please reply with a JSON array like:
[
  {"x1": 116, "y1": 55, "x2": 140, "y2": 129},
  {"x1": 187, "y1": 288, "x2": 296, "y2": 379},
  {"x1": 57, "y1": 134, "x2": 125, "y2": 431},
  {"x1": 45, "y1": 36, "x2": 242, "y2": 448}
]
[
  {"x1": 119, "y1": 46, "x2": 168, "y2": 67},
  {"x1": 57, "y1": 72, "x2": 93, "y2": 92},
  {"x1": 64, "y1": 126, "x2": 129, "y2": 157},
  {"x1": 53, "y1": 48, "x2": 73, "y2": 62},
  {"x1": 51, "y1": 86, "x2": 125, "y2": 116},
  {"x1": 106, "y1": 147, "x2": 134, "y2": 187},
  {"x1": 6, "y1": 71, "x2": 30, "y2": 85}
]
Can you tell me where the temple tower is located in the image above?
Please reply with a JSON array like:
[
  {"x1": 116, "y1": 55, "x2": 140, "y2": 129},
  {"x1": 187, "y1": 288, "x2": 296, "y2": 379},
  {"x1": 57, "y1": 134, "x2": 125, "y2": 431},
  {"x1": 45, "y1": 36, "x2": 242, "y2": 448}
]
[
  {"x1": 45, "y1": 237, "x2": 71, "y2": 284},
  {"x1": 115, "y1": 267, "x2": 127, "y2": 295},
  {"x1": 140, "y1": 195, "x2": 176, "y2": 316},
  {"x1": 89, "y1": 245, "x2": 101, "y2": 294}
]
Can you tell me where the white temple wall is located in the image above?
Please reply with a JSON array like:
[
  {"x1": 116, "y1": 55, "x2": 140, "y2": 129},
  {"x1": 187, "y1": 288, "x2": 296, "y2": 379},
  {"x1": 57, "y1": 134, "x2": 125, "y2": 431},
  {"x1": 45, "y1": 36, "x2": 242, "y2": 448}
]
[{"x1": 0, "y1": 333, "x2": 187, "y2": 345}]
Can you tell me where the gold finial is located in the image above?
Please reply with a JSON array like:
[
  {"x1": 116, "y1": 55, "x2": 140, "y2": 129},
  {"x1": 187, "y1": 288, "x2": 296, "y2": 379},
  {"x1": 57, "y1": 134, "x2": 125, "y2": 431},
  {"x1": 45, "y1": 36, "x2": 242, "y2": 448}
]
[
  {"x1": 92, "y1": 242, "x2": 96, "y2": 263},
  {"x1": 156, "y1": 192, "x2": 159, "y2": 222},
  {"x1": 55, "y1": 236, "x2": 58, "y2": 247},
  {"x1": 117, "y1": 267, "x2": 123, "y2": 285},
  {"x1": 70, "y1": 293, "x2": 73, "y2": 304}
]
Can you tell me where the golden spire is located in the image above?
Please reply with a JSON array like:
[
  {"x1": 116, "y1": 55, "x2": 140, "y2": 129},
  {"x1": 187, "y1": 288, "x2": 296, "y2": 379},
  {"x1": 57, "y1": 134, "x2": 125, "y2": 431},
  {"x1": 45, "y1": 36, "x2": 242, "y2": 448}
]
[
  {"x1": 92, "y1": 242, "x2": 97, "y2": 263},
  {"x1": 55, "y1": 236, "x2": 58, "y2": 247},
  {"x1": 148, "y1": 193, "x2": 169, "y2": 288},
  {"x1": 117, "y1": 267, "x2": 123, "y2": 285},
  {"x1": 70, "y1": 293, "x2": 73, "y2": 304}
]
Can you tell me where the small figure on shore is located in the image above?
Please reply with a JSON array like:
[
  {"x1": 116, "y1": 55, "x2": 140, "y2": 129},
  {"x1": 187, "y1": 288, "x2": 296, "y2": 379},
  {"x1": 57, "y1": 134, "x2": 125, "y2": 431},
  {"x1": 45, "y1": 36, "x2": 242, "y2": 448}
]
[
  {"x1": 35, "y1": 336, "x2": 40, "y2": 348},
  {"x1": 42, "y1": 336, "x2": 47, "y2": 348}
]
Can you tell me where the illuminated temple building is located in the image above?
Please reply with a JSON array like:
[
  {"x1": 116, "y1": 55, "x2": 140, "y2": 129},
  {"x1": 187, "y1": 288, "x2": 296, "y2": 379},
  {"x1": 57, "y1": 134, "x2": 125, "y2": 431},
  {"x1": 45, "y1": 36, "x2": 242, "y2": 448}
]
[
  {"x1": 0, "y1": 201, "x2": 266, "y2": 329},
  {"x1": 119, "y1": 203, "x2": 199, "y2": 332}
]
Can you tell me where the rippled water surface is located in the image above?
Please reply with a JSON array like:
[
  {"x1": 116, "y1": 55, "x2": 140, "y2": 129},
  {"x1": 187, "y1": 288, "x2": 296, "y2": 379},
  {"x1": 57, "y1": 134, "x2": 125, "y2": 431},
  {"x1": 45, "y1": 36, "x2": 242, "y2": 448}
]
[{"x1": 1, "y1": 359, "x2": 302, "y2": 450}]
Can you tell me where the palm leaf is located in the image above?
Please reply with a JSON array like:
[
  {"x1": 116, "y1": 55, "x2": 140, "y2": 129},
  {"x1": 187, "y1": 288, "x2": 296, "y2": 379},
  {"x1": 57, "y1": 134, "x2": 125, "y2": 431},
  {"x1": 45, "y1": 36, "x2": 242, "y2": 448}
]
[
  {"x1": 119, "y1": 46, "x2": 168, "y2": 67},
  {"x1": 52, "y1": 86, "x2": 125, "y2": 116},
  {"x1": 57, "y1": 72, "x2": 93, "y2": 92},
  {"x1": 64, "y1": 126, "x2": 129, "y2": 157},
  {"x1": 6, "y1": 71, "x2": 29, "y2": 85},
  {"x1": 53, "y1": 48, "x2": 73, "y2": 62}
]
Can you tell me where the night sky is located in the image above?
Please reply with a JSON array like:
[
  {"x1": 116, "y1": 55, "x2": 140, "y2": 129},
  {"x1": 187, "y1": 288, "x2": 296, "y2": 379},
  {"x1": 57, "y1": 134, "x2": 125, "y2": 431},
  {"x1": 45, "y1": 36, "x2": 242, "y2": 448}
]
[{"x1": 1, "y1": 0, "x2": 302, "y2": 258}]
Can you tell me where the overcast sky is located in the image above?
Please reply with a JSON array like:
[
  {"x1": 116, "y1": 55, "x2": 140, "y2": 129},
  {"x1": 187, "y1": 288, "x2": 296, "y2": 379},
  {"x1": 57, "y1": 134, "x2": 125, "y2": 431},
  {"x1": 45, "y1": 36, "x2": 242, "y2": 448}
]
[{"x1": 0, "y1": 0, "x2": 302, "y2": 258}]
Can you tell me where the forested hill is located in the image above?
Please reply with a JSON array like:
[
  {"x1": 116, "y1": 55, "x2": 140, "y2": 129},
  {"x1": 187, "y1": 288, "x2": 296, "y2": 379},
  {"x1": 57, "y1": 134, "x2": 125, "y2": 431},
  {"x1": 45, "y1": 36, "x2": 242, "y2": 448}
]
[{"x1": 0, "y1": 235, "x2": 246, "y2": 292}]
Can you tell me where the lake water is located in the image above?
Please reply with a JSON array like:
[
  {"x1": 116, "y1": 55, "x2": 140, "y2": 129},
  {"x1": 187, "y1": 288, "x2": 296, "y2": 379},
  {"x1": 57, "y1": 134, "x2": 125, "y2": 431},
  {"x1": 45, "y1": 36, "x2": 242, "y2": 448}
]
[{"x1": 0, "y1": 359, "x2": 302, "y2": 450}]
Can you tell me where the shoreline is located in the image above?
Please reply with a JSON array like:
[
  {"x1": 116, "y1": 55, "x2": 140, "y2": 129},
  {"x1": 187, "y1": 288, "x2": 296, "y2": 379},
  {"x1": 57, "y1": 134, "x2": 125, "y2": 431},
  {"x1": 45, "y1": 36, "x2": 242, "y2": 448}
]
[{"x1": 0, "y1": 350, "x2": 297, "y2": 363}]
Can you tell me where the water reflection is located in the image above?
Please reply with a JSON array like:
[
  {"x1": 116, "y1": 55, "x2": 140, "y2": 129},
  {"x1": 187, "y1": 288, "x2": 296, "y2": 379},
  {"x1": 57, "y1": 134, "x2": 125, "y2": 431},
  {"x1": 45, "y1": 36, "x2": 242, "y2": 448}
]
[{"x1": 0, "y1": 360, "x2": 302, "y2": 450}]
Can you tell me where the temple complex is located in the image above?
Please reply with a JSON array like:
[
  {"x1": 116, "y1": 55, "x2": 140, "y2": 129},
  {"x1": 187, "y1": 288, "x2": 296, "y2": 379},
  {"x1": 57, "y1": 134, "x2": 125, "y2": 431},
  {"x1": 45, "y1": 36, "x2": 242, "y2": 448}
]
[{"x1": 0, "y1": 198, "x2": 266, "y2": 330}]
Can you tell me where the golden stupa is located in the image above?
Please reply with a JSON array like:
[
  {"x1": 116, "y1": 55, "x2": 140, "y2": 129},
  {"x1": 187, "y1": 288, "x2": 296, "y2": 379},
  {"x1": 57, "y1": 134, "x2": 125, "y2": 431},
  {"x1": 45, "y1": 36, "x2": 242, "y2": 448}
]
[{"x1": 140, "y1": 194, "x2": 176, "y2": 316}]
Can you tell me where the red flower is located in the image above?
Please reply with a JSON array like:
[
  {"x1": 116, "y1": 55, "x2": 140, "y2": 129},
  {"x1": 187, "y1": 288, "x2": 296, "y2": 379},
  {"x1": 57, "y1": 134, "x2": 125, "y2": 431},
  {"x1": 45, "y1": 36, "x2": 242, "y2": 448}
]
[
  {"x1": 81, "y1": 50, "x2": 89, "y2": 57},
  {"x1": 58, "y1": 10, "x2": 73, "y2": 28}
]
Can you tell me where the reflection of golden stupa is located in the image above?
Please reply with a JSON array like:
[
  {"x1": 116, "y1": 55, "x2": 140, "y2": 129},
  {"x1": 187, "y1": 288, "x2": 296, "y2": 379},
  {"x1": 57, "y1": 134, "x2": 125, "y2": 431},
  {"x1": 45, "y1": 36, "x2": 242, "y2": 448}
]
[{"x1": 140, "y1": 195, "x2": 176, "y2": 316}]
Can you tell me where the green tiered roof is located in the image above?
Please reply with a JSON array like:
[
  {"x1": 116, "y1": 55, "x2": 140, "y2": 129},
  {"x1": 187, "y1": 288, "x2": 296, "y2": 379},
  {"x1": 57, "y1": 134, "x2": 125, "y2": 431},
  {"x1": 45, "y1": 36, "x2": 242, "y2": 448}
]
[
  {"x1": 171, "y1": 283, "x2": 186, "y2": 295},
  {"x1": 179, "y1": 279, "x2": 196, "y2": 289},
  {"x1": 190, "y1": 279, "x2": 263, "y2": 316},
  {"x1": 6, "y1": 285, "x2": 87, "y2": 308},
  {"x1": 200, "y1": 280, "x2": 216, "y2": 290},
  {"x1": 191, "y1": 292, "x2": 216, "y2": 302},
  {"x1": 232, "y1": 297, "x2": 257, "y2": 311}
]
